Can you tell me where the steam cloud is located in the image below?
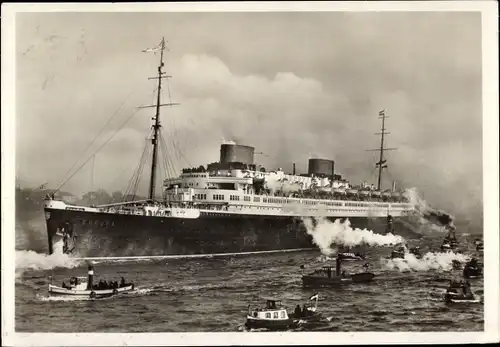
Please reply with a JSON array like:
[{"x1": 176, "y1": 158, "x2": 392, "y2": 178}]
[
  {"x1": 302, "y1": 217, "x2": 405, "y2": 256},
  {"x1": 382, "y1": 250, "x2": 470, "y2": 272}
]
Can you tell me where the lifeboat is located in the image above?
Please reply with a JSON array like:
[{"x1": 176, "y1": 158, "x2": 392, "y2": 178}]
[
  {"x1": 359, "y1": 190, "x2": 371, "y2": 197},
  {"x1": 444, "y1": 280, "x2": 480, "y2": 304},
  {"x1": 371, "y1": 191, "x2": 382, "y2": 198},
  {"x1": 390, "y1": 191, "x2": 401, "y2": 199},
  {"x1": 48, "y1": 264, "x2": 135, "y2": 299},
  {"x1": 333, "y1": 188, "x2": 346, "y2": 197},
  {"x1": 302, "y1": 255, "x2": 374, "y2": 287},
  {"x1": 463, "y1": 258, "x2": 483, "y2": 279},
  {"x1": 346, "y1": 189, "x2": 359, "y2": 196}
]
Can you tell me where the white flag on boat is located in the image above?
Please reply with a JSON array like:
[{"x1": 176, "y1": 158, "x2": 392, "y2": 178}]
[{"x1": 309, "y1": 293, "x2": 319, "y2": 301}]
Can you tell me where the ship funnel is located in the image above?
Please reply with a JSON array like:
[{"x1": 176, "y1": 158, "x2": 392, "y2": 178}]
[
  {"x1": 87, "y1": 263, "x2": 94, "y2": 290},
  {"x1": 392, "y1": 181, "x2": 396, "y2": 192},
  {"x1": 293, "y1": 163, "x2": 296, "y2": 175}
]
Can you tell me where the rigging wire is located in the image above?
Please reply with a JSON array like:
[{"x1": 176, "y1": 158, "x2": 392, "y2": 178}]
[
  {"x1": 51, "y1": 89, "x2": 136, "y2": 194},
  {"x1": 159, "y1": 131, "x2": 177, "y2": 179},
  {"x1": 121, "y1": 134, "x2": 152, "y2": 202},
  {"x1": 54, "y1": 106, "x2": 144, "y2": 193}
]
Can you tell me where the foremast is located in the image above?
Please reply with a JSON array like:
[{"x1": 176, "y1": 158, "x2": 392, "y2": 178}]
[{"x1": 141, "y1": 37, "x2": 179, "y2": 201}]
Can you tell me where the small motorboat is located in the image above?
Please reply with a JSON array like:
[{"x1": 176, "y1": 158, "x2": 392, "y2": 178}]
[
  {"x1": 302, "y1": 255, "x2": 374, "y2": 287},
  {"x1": 48, "y1": 264, "x2": 135, "y2": 299},
  {"x1": 246, "y1": 294, "x2": 322, "y2": 330},
  {"x1": 463, "y1": 258, "x2": 483, "y2": 279},
  {"x1": 444, "y1": 280, "x2": 480, "y2": 304},
  {"x1": 245, "y1": 298, "x2": 294, "y2": 330}
]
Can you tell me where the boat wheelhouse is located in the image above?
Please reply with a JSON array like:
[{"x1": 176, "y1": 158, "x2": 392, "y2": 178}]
[{"x1": 246, "y1": 298, "x2": 293, "y2": 330}]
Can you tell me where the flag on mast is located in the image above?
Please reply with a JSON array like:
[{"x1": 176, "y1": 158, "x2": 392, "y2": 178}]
[
  {"x1": 379, "y1": 109, "x2": 385, "y2": 116},
  {"x1": 309, "y1": 293, "x2": 319, "y2": 301},
  {"x1": 142, "y1": 39, "x2": 168, "y2": 53}
]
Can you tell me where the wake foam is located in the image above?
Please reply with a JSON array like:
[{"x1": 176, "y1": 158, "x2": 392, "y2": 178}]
[
  {"x1": 15, "y1": 241, "x2": 83, "y2": 276},
  {"x1": 382, "y1": 251, "x2": 470, "y2": 272}
]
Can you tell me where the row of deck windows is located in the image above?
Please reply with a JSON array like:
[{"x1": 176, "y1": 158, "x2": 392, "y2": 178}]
[
  {"x1": 264, "y1": 312, "x2": 286, "y2": 319},
  {"x1": 205, "y1": 193, "x2": 402, "y2": 209}
]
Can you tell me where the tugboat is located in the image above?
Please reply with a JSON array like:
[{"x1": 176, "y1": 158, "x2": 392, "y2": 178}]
[
  {"x1": 302, "y1": 254, "x2": 375, "y2": 287},
  {"x1": 440, "y1": 226, "x2": 459, "y2": 251},
  {"x1": 48, "y1": 264, "x2": 135, "y2": 299},
  {"x1": 463, "y1": 258, "x2": 483, "y2": 279},
  {"x1": 245, "y1": 294, "x2": 321, "y2": 330},
  {"x1": 444, "y1": 280, "x2": 480, "y2": 304}
]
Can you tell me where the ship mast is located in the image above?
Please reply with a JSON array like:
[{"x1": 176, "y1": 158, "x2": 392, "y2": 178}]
[
  {"x1": 367, "y1": 110, "x2": 397, "y2": 191},
  {"x1": 140, "y1": 37, "x2": 179, "y2": 201}
]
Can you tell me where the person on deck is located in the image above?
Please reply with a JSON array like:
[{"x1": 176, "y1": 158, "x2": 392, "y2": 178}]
[
  {"x1": 294, "y1": 305, "x2": 302, "y2": 317},
  {"x1": 120, "y1": 277, "x2": 126, "y2": 287}
]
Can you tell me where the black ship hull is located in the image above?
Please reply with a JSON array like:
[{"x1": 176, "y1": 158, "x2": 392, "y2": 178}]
[{"x1": 44, "y1": 207, "x2": 413, "y2": 257}]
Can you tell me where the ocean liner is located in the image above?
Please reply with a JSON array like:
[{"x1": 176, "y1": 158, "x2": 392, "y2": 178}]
[{"x1": 43, "y1": 38, "x2": 417, "y2": 257}]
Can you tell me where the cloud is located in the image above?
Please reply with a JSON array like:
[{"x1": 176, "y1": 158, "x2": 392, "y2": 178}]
[{"x1": 14, "y1": 12, "x2": 482, "y2": 222}]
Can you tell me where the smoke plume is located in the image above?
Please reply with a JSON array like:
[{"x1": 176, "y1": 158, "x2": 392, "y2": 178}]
[{"x1": 302, "y1": 217, "x2": 405, "y2": 256}]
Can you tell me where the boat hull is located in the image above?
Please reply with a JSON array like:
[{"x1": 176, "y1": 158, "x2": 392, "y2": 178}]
[
  {"x1": 245, "y1": 317, "x2": 293, "y2": 330},
  {"x1": 302, "y1": 273, "x2": 375, "y2": 287},
  {"x1": 48, "y1": 284, "x2": 134, "y2": 298},
  {"x1": 44, "y1": 206, "x2": 415, "y2": 257}
]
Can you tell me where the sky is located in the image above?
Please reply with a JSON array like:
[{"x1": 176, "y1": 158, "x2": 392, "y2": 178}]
[{"x1": 15, "y1": 11, "x2": 483, "y2": 222}]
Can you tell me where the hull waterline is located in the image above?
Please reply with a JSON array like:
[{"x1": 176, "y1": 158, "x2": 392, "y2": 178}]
[{"x1": 44, "y1": 205, "x2": 414, "y2": 257}]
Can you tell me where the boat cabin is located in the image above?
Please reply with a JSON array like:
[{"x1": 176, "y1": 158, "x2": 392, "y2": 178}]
[
  {"x1": 247, "y1": 298, "x2": 289, "y2": 320},
  {"x1": 311, "y1": 266, "x2": 346, "y2": 279},
  {"x1": 62, "y1": 276, "x2": 88, "y2": 290}
]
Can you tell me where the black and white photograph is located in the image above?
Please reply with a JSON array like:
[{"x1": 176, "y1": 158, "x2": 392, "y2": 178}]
[{"x1": 2, "y1": 1, "x2": 499, "y2": 346}]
